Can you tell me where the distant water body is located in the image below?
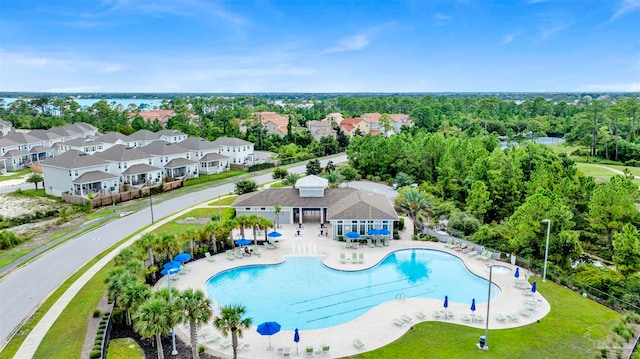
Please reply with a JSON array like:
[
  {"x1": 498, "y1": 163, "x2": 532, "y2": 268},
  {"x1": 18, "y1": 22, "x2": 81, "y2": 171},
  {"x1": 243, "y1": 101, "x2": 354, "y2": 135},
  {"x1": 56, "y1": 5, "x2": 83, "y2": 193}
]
[
  {"x1": 500, "y1": 137, "x2": 565, "y2": 149},
  {"x1": 1, "y1": 97, "x2": 163, "y2": 109}
]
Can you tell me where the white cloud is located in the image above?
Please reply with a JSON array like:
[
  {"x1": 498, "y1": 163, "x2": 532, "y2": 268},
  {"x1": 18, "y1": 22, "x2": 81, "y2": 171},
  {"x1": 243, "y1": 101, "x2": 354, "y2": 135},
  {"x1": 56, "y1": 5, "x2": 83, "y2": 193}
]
[
  {"x1": 433, "y1": 12, "x2": 451, "y2": 25},
  {"x1": 502, "y1": 34, "x2": 515, "y2": 45},
  {"x1": 581, "y1": 82, "x2": 640, "y2": 92},
  {"x1": 611, "y1": 0, "x2": 640, "y2": 21},
  {"x1": 539, "y1": 22, "x2": 571, "y2": 39},
  {"x1": 101, "y1": 64, "x2": 126, "y2": 73},
  {"x1": 323, "y1": 34, "x2": 370, "y2": 54}
]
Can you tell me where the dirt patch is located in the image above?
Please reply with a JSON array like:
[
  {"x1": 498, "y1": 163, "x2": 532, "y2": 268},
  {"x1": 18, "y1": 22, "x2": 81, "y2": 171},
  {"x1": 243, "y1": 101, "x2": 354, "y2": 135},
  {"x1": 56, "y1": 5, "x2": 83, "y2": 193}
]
[
  {"x1": 0, "y1": 193, "x2": 63, "y2": 219},
  {"x1": 175, "y1": 217, "x2": 210, "y2": 225}
]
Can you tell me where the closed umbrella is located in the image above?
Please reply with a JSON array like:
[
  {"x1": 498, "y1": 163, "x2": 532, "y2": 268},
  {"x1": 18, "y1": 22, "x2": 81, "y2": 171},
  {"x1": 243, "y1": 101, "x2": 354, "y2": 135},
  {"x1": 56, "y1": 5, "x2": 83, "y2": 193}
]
[
  {"x1": 514, "y1": 267, "x2": 520, "y2": 279},
  {"x1": 294, "y1": 328, "x2": 300, "y2": 356},
  {"x1": 257, "y1": 321, "x2": 281, "y2": 350},
  {"x1": 443, "y1": 295, "x2": 448, "y2": 310},
  {"x1": 470, "y1": 298, "x2": 476, "y2": 314},
  {"x1": 531, "y1": 281, "x2": 537, "y2": 295}
]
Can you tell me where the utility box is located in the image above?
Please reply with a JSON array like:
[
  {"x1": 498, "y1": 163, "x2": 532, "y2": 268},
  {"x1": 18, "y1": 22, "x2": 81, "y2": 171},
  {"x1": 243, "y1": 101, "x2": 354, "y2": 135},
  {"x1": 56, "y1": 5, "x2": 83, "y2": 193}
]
[{"x1": 479, "y1": 336, "x2": 486, "y2": 348}]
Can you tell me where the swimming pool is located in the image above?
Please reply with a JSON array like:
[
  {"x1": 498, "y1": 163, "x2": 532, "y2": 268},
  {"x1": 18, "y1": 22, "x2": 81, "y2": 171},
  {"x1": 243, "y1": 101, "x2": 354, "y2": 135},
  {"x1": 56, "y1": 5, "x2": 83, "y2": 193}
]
[{"x1": 206, "y1": 249, "x2": 500, "y2": 330}]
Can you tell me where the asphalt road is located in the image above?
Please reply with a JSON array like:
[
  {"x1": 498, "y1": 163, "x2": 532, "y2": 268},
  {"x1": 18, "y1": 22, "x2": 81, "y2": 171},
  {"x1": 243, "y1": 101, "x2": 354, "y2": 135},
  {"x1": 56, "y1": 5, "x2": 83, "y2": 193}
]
[{"x1": 0, "y1": 154, "x2": 347, "y2": 346}]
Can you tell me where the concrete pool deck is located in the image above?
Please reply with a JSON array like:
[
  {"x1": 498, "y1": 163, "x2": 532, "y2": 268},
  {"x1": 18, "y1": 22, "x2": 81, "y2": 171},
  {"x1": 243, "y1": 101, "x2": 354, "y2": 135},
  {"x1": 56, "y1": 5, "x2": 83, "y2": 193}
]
[{"x1": 169, "y1": 220, "x2": 550, "y2": 359}]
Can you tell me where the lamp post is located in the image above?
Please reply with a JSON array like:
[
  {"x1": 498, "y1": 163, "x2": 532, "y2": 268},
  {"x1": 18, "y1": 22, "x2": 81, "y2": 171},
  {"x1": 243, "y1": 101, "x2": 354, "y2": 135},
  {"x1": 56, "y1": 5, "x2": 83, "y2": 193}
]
[
  {"x1": 480, "y1": 264, "x2": 493, "y2": 351},
  {"x1": 368, "y1": 193, "x2": 372, "y2": 232},
  {"x1": 149, "y1": 186, "x2": 155, "y2": 224},
  {"x1": 166, "y1": 266, "x2": 180, "y2": 356},
  {"x1": 541, "y1": 219, "x2": 551, "y2": 283}
]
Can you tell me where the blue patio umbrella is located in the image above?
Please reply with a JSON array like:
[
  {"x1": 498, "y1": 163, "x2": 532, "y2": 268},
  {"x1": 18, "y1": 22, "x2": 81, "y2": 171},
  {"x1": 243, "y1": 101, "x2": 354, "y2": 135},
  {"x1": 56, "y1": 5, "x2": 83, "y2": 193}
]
[
  {"x1": 163, "y1": 261, "x2": 181, "y2": 270},
  {"x1": 294, "y1": 328, "x2": 300, "y2": 355},
  {"x1": 267, "y1": 231, "x2": 282, "y2": 238},
  {"x1": 531, "y1": 281, "x2": 537, "y2": 294},
  {"x1": 367, "y1": 228, "x2": 380, "y2": 236},
  {"x1": 346, "y1": 232, "x2": 360, "y2": 239},
  {"x1": 514, "y1": 267, "x2": 520, "y2": 279},
  {"x1": 378, "y1": 228, "x2": 391, "y2": 235},
  {"x1": 160, "y1": 267, "x2": 179, "y2": 276},
  {"x1": 235, "y1": 238, "x2": 251, "y2": 246},
  {"x1": 443, "y1": 295, "x2": 449, "y2": 309},
  {"x1": 174, "y1": 253, "x2": 191, "y2": 263},
  {"x1": 257, "y1": 321, "x2": 281, "y2": 350},
  {"x1": 470, "y1": 298, "x2": 476, "y2": 314}
]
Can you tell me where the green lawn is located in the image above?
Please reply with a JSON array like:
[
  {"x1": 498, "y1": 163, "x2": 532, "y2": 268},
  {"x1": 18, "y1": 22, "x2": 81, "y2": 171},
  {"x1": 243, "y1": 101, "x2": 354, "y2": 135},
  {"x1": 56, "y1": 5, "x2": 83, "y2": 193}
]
[
  {"x1": 106, "y1": 338, "x2": 144, "y2": 359},
  {"x1": 153, "y1": 207, "x2": 235, "y2": 236},
  {"x1": 84, "y1": 209, "x2": 113, "y2": 221},
  {"x1": 0, "y1": 169, "x2": 31, "y2": 182},
  {"x1": 0, "y1": 248, "x2": 32, "y2": 268},
  {"x1": 601, "y1": 164, "x2": 640, "y2": 177},
  {"x1": 350, "y1": 278, "x2": 621, "y2": 359},
  {"x1": 208, "y1": 195, "x2": 238, "y2": 206},
  {"x1": 577, "y1": 163, "x2": 640, "y2": 183},
  {"x1": 183, "y1": 170, "x2": 245, "y2": 187},
  {"x1": 547, "y1": 143, "x2": 581, "y2": 156}
]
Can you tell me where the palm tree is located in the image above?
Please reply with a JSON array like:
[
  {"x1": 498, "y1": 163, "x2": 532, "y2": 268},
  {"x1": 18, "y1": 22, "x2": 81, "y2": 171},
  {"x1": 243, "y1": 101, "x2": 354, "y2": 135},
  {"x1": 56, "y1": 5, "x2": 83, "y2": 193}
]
[
  {"x1": 180, "y1": 228, "x2": 198, "y2": 257},
  {"x1": 176, "y1": 289, "x2": 213, "y2": 359},
  {"x1": 120, "y1": 283, "x2": 151, "y2": 326},
  {"x1": 247, "y1": 214, "x2": 261, "y2": 244},
  {"x1": 274, "y1": 205, "x2": 282, "y2": 229},
  {"x1": 203, "y1": 221, "x2": 221, "y2": 253},
  {"x1": 114, "y1": 247, "x2": 139, "y2": 266},
  {"x1": 326, "y1": 171, "x2": 343, "y2": 188},
  {"x1": 136, "y1": 233, "x2": 159, "y2": 281},
  {"x1": 258, "y1": 217, "x2": 274, "y2": 242},
  {"x1": 234, "y1": 215, "x2": 250, "y2": 239},
  {"x1": 105, "y1": 268, "x2": 138, "y2": 308},
  {"x1": 133, "y1": 297, "x2": 173, "y2": 359},
  {"x1": 213, "y1": 304, "x2": 253, "y2": 359},
  {"x1": 285, "y1": 173, "x2": 300, "y2": 187},
  {"x1": 157, "y1": 232, "x2": 182, "y2": 262},
  {"x1": 396, "y1": 187, "x2": 432, "y2": 233},
  {"x1": 26, "y1": 172, "x2": 44, "y2": 190}
]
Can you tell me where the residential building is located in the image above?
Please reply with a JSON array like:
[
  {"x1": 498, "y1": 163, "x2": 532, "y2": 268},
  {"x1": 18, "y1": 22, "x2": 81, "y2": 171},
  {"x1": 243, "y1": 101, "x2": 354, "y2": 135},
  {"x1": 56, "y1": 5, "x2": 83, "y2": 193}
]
[
  {"x1": 338, "y1": 118, "x2": 366, "y2": 136},
  {"x1": 141, "y1": 140, "x2": 198, "y2": 179},
  {"x1": 41, "y1": 150, "x2": 118, "y2": 197},
  {"x1": 94, "y1": 132, "x2": 132, "y2": 147},
  {"x1": 128, "y1": 129, "x2": 160, "y2": 148},
  {"x1": 178, "y1": 136, "x2": 230, "y2": 175},
  {"x1": 59, "y1": 138, "x2": 109, "y2": 154},
  {"x1": 0, "y1": 119, "x2": 13, "y2": 137},
  {"x1": 156, "y1": 129, "x2": 188, "y2": 143},
  {"x1": 307, "y1": 118, "x2": 337, "y2": 141},
  {"x1": 131, "y1": 110, "x2": 176, "y2": 127},
  {"x1": 232, "y1": 175, "x2": 398, "y2": 238},
  {"x1": 244, "y1": 112, "x2": 290, "y2": 136},
  {"x1": 2, "y1": 150, "x2": 30, "y2": 171},
  {"x1": 211, "y1": 137, "x2": 254, "y2": 164},
  {"x1": 93, "y1": 145, "x2": 158, "y2": 185}
]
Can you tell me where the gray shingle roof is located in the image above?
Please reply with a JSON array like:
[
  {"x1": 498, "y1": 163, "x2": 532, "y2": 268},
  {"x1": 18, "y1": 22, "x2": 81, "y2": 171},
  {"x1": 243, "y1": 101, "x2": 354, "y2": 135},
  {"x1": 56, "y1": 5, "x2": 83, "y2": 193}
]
[
  {"x1": 164, "y1": 158, "x2": 197, "y2": 168},
  {"x1": 128, "y1": 129, "x2": 159, "y2": 141},
  {"x1": 121, "y1": 163, "x2": 162, "y2": 175},
  {"x1": 157, "y1": 129, "x2": 186, "y2": 137},
  {"x1": 72, "y1": 170, "x2": 118, "y2": 184},
  {"x1": 95, "y1": 131, "x2": 130, "y2": 144},
  {"x1": 48, "y1": 127, "x2": 72, "y2": 137},
  {"x1": 41, "y1": 149, "x2": 109, "y2": 169},
  {"x1": 233, "y1": 188, "x2": 398, "y2": 220},
  {"x1": 94, "y1": 144, "x2": 151, "y2": 162},
  {"x1": 141, "y1": 141, "x2": 189, "y2": 156},
  {"x1": 179, "y1": 137, "x2": 219, "y2": 151},
  {"x1": 2, "y1": 131, "x2": 42, "y2": 144},
  {"x1": 28, "y1": 129, "x2": 63, "y2": 141},
  {"x1": 0, "y1": 137, "x2": 20, "y2": 148},
  {"x1": 62, "y1": 138, "x2": 102, "y2": 147},
  {"x1": 211, "y1": 137, "x2": 253, "y2": 147},
  {"x1": 2, "y1": 150, "x2": 29, "y2": 158}
]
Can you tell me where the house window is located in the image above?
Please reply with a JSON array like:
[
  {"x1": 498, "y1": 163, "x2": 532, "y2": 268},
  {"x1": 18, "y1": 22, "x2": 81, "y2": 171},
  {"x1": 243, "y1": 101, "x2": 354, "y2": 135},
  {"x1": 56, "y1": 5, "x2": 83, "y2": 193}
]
[
  {"x1": 337, "y1": 225, "x2": 343, "y2": 236},
  {"x1": 118, "y1": 163, "x2": 121, "y2": 169},
  {"x1": 148, "y1": 159, "x2": 152, "y2": 165},
  {"x1": 75, "y1": 170, "x2": 79, "y2": 176},
  {"x1": 260, "y1": 207, "x2": 266, "y2": 211},
  {"x1": 105, "y1": 165, "x2": 108, "y2": 172},
  {"x1": 245, "y1": 208, "x2": 250, "y2": 211},
  {"x1": 124, "y1": 162, "x2": 128, "y2": 169}
]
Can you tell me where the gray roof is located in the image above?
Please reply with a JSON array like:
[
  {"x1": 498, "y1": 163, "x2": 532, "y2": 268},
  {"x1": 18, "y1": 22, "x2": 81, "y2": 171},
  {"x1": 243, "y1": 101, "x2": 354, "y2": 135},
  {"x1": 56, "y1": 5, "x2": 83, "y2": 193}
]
[
  {"x1": 42, "y1": 149, "x2": 109, "y2": 169},
  {"x1": 128, "y1": 129, "x2": 159, "y2": 141},
  {"x1": 2, "y1": 131, "x2": 42, "y2": 144},
  {"x1": 72, "y1": 170, "x2": 118, "y2": 184},
  {"x1": 28, "y1": 129, "x2": 63, "y2": 141},
  {"x1": 94, "y1": 144, "x2": 151, "y2": 162},
  {"x1": 30, "y1": 146, "x2": 51, "y2": 153},
  {"x1": 48, "y1": 127, "x2": 72, "y2": 137},
  {"x1": 2, "y1": 149, "x2": 29, "y2": 158},
  {"x1": 211, "y1": 137, "x2": 253, "y2": 147},
  {"x1": 72, "y1": 122, "x2": 98, "y2": 132},
  {"x1": 121, "y1": 163, "x2": 162, "y2": 175},
  {"x1": 233, "y1": 188, "x2": 398, "y2": 220},
  {"x1": 199, "y1": 152, "x2": 229, "y2": 161},
  {"x1": 95, "y1": 131, "x2": 130, "y2": 144},
  {"x1": 63, "y1": 138, "x2": 103, "y2": 147},
  {"x1": 0, "y1": 137, "x2": 20, "y2": 148},
  {"x1": 157, "y1": 129, "x2": 186, "y2": 138},
  {"x1": 296, "y1": 175, "x2": 328, "y2": 188},
  {"x1": 179, "y1": 137, "x2": 219, "y2": 151},
  {"x1": 142, "y1": 140, "x2": 189, "y2": 156},
  {"x1": 164, "y1": 158, "x2": 197, "y2": 168},
  {"x1": 0, "y1": 119, "x2": 12, "y2": 129}
]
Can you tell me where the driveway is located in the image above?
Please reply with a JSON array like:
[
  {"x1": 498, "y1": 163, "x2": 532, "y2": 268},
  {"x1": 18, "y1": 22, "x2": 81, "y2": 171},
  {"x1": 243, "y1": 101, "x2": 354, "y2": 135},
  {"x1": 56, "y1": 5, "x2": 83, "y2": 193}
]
[{"x1": 0, "y1": 154, "x2": 347, "y2": 346}]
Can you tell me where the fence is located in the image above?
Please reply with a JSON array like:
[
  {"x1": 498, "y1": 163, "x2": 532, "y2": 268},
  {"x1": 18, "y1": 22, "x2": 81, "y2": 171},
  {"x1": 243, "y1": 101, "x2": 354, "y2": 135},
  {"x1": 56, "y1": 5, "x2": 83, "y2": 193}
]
[{"x1": 61, "y1": 179, "x2": 183, "y2": 208}]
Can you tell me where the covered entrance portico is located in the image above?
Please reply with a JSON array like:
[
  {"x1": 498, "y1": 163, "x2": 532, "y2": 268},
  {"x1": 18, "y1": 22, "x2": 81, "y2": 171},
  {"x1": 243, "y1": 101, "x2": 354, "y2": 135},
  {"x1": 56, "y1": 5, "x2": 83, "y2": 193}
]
[{"x1": 292, "y1": 207, "x2": 329, "y2": 225}]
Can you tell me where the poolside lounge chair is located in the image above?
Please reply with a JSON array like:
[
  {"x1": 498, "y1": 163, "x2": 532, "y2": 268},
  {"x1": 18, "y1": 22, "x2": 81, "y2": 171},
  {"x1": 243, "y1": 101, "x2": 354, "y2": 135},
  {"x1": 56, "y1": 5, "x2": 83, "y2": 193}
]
[
  {"x1": 393, "y1": 318, "x2": 405, "y2": 326},
  {"x1": 340, "y1": 253, "x2": 346, "y2": 263},
  {"x1": 481, "y1": 251, "x2": 493, "y2": 261},
  {"x1": 383, "y1": 237, "x2": 390, "y2": 246},
  {"x1": 496, "y1": 314, "x2": 507, "y2": 322},
  {"x1": 524, "y1": 299, "x2": 537, "y2": 307},
  {"x1": 205, "y1": 252, "x2": 216, "y2": 262},
  {"x1": 269, "y1": 239, "x2": 281, "y2": 248},
  {"x1": 283, "y1": 347, "x2": 292, "y2": 357},
  {"x1": 219, "y1": 339, "x2": 232, "y2": 349},
  {"x1": 519, "y1": 309, "x2": 531, "y2": 317},
  {"x1": 263, "y1": 242, "x2": 276, "y2": 250},
  {"x1": 507, "y1": 313, "x2": 520, "y2": 321},
  {"x1": 352, "y1": 252, "x2": 358, "y2": 262},
  {"x1": 375, "y1": 238, "x2": 383, "y2": 247},
  {"x1": 445, "y1": 238, "x2": 454, "y2": 248},
  {"x1": 432, "y1": 310, "x2": 442, "y2": 319},
  {"x1": 353, "y1": 339, "x2": 365, "y2": 349},
  {"x1": 225, "y1": 250, "x2": 235, "y2": 260},
  {"x1": 358, "y1": 252, "x2": 364, "y2": 263},
  {"x1": 446, "y1": 310, "x2": 455, "y2": 319},
  {"x1": 467, "y1": 249, "x2": 479, "y2": 257},
  {"x1": 235, "y1": 248, "x2": 246, "y2": 258},
  {"x1": 475, "y1": 314, "x2": 485, "y2": 323},
  {"x1": 252, "y1": 245, "x2": 262, "y2": 257},
  {"x1": 203, "y1": 333, "x2": 221, "y2": 343},
  {"x1": 461, "y1": 314, "x2": 471, "y2": 322},
  {"x1": 416, "y1": 311, "x2": 426, "y2": 320},
  {"x1": 306, "y1": 346, "x2": 314, "y2": 356},
  {"x1": 367, "y1": 238, "x2": 375, "y2": 248},
  {"x1": 401, "y1": 314, "x2": 413, "y2": 323}
]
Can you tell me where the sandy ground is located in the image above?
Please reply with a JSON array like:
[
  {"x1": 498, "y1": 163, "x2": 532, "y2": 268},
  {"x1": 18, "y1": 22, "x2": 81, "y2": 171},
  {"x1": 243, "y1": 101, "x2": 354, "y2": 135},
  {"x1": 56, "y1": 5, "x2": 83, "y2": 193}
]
[{"x1": 0, "y1": 194, "x2": 61, "y2": 219}]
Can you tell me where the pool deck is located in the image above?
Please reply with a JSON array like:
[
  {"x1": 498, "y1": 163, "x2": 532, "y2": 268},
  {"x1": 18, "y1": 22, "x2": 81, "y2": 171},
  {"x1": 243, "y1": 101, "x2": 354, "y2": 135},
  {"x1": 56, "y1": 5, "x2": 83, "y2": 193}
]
[{"x1": 170, "y1": 219, "x2": 550, "y2": 359}]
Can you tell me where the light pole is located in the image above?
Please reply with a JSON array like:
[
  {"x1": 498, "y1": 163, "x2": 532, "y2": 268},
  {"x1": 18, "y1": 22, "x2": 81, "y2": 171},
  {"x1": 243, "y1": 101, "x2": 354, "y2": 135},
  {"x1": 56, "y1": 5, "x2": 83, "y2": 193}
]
[
  {"x1": 541, "y1": 219, "x2": 551, "y2": 283},
  {"x1": 368, "y1": 193, "x2": 372, "y2": 232},
  {"x1": 166, "y1": 266, "x2": 180, "y2": 356},
  {"x1": 149, "y1": 187, "x2": 155, "y2": 224},
  {"x1": 480, "y1": 264, "x2": 493, "y2": 351}
]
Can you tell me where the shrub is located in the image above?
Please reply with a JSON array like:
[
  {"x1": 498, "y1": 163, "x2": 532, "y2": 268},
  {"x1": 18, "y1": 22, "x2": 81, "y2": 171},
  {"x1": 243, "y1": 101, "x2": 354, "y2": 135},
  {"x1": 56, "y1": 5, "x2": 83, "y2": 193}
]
[
  {"x1": 97, "y1": 329, "x2": 104, "y2": 335},
  {"x1": 624, "y1": 159, "x2": 639, "y2": 167},
  {"x1": 93, "y1": 309, "x2": 102, "y2": 318},
  {"x1": 90, "y1": 349, "x2": 101, "y2": 359},
  {"x1": 198, "y1": 345, "x2": 205, "y2": 354},
  {"x1": 397, "y1": 218, "x2": 405, "y2": 231}
]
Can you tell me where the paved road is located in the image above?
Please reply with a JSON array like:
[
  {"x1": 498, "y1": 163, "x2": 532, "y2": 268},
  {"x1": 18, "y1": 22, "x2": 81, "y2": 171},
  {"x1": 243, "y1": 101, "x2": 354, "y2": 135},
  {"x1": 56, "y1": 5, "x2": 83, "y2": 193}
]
[
  {"x1": 0, "y1": 154, "x2": 346, "y2": 346},
  {"x1": 0, "y1": 183, "x2": 32, "y2": 194}
]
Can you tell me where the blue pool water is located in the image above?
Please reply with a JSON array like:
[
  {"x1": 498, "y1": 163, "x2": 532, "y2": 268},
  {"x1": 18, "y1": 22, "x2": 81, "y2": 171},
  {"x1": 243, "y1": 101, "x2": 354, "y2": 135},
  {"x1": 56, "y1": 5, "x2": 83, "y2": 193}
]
[{"x1": 205, "y1": 249, "x2": 500, "y2": 330}]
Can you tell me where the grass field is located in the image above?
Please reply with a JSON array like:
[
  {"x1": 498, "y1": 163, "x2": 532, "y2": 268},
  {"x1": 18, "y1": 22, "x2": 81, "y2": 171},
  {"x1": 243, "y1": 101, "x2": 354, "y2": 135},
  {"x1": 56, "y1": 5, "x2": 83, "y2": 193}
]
[
  {"x1": 106, "y1": 338, "x2": 144, "y2": 359},
  {"x1": 208, "y1": 195, "x2": 238, "y2": 206},
  {"x1": 352, "y1": 278, "x2": 622, "y2": 359},
  {"x1": 153, "y1": 207, "x2": 235, "y2": 236},
  {"x1": 0, "y1": 169, "x2": 31, "y2": 182},
  {"x1": 0, "y1": 248, "x2": 32, "y2": 268},
  {"x1": 84, "y1": 209, "x2": 113, "y2": 221},
  {"x1": 577, "y1": 163, "x2": 640, "y2": 183}
]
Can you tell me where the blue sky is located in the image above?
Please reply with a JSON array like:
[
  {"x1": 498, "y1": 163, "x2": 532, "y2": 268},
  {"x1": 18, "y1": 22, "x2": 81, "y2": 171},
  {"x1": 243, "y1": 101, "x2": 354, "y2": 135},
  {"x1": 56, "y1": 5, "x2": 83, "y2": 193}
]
[{"x1": 0, "y1": 0, "x2": 639, "y2": 93}]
